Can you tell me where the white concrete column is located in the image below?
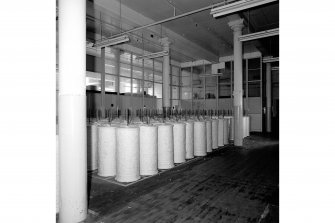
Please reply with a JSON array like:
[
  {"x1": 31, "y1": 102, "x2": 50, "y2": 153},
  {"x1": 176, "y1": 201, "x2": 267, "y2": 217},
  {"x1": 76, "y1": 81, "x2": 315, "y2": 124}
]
[
  {"x1": 58, "y1": 0, "x2": 87, "y2": 222},
  {"x1": 266, "y1": 62, "x2": 272, "y2": 132},
  {"x1": 228, "y1": 19, "x2": 244, "y2": 146},
  {"x1": 160, "y1": 37, "x2": 171, "y2": 116},
  {"x1": 101, "y1": 47, "x2": 106, "y2": 118}
]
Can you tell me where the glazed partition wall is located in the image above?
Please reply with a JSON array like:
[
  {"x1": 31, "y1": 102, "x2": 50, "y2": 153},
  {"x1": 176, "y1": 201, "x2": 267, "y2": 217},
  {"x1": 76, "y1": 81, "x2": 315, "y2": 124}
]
[{"x1": 83, "y1": 46, "x2": 181, "y2": 113}]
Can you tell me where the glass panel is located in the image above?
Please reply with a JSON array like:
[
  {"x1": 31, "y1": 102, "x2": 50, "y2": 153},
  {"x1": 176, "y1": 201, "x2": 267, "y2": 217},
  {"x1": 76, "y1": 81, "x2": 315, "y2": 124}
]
[
  {"x1": 248, "y1": 58, "x2": 261, "y2": 69},
  {"x1": 132, "y1": 66, "x2": 143, "y2": 79},
  {"x1": 219, "y1": 84, "x2": 231, "y2": 97},
  {"x1": 132, "y1": 79, "x2": 143, "y2": 95},
  {"x1": 144, "y1": 69, "x2": 153, "y2": 81},
  {"x1": 144, "y1": 81, "x2": 153, "y2": 96},
  {"x1": 248, "y1": 69, "x2": 261, "y2": 81},
  {"x1": 105, "y1": 58, "x2": 117, "y2": 75},
  {"x1": 144, "y1": 58, "x2": 153, "y2": 69},
  {"x1": 243, "y1": 59, "x2": 247, "y2": 82},
  {"x1": 120, "y1": 51, "x2": 131, "y2": 64},
  {"x1": 154, "y1": 72, "x2": 162, "y2": 83},
  {"x1": 205, "y1": 86, "x2": 216, "y2": 99},
  {"x1": 181, "y1": 87, "x2": 192, "y2": 100},
  {"x1": 248, "y1": 81, "x2": 261, "y2": 97},
  {"x1": 206, "y1": 76, "x2": 217, "y2": 87},
  {"x1": 181, "y1": 67, "x2": 191, "y2": 86},
  {"x1": 192, "y1": 65, "x2": 204, "y2": 100},
  {"x1": 132, "y1": 54, "x2": 143, "y2": 67},
  {"x1": 120, "y1": 77, "x2": 131, "y2": 94},
  {"x1": 105, "y1": 47, "x2": 117, "y2": 59},
  {"x1": 105, "y1": 74, "x2": 117, "y2": 92},
  {"x1": 172, "y1": 66, "x2": 179, "y2": 76},
  {"x1": 154, "y1": 59, "x2": 163, "y2": 72},
  {"x1": 154, "y1": 83, "x2": 162, "y2": 98},
  {"x1": 204, "y1": 64, "x2": 211, "y2": 75},
  {"x1": 172, "y1": 86, "x2": 179, "y2": 99},
  {"x1": 171, "y1": 75, "x2": 179, "y2": 86},
  {"x1": 193, "y1": 85, "x2": 204, "y2": 99},
  {"x1": 120, "y1": 63, "x2": 131, "y2": 77}
]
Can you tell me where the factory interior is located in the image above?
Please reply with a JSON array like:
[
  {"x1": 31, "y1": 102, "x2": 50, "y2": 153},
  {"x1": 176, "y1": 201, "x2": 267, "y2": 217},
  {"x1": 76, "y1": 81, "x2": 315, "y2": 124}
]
[
  {"x1": 2, "y1": 0, "x2": 335, "y2": 223},
  {"x1": 56, "y1": 0, "x2": 280, "y2": 222}
]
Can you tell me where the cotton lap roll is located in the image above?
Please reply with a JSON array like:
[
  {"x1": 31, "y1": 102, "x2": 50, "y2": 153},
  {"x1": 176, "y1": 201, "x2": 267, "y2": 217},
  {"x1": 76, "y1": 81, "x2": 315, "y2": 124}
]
[
  {"x1": 206, "y1": 120, "x2": 212, "y2": 153},
  {"x1": 139, "y1": 125, "x2": 158, "y2": 176},
  {"x1": 218, "y1": 118, "x2": 224, "y2": 147},
  {"x1": 87, "y1": 123, "x2": 98, "y2": 171},
  {"x1": 223, "y1": 118, "x2": 229, "y2": 144},
  {"x1": 171, "y1": 122, "x2": 186, "y2": 163},
  {"x1": 194, "y1": 121, "x2": 207, "y2": 156},
  {"x1": 116, "y1": 126, "x2": 140, "y2": 182},
  {"x1": 156, "y1": 124, "x2": 174, "y2": 169},
  {"x1": 243, "y1": 116, "x2": 250, "y2": 137},
  {"x1": 185, "y1": 121, "x2": 194, "y2": 159},
  {"x1": 211, "y1": 119, "x2": 218, "y2": 149},
  {"x1": 97, "y1": 125, "x2": 117, "y2": 177}
]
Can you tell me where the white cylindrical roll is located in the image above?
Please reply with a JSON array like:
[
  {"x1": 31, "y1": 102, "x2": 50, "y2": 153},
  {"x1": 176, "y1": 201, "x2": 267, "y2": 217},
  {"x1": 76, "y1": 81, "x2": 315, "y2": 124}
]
[
  {"x1": 194, "y1": 121, "x2": 207, "y2": 156},
  {"x1": 97, "y1": 125, "x2": 117, "y2": 177},
  {"x1": 227, "y1": 116, "x2": 234, "y2": 140},
  {"x1": 157, "y1": 124, "x2": 174, "y2": 169},
  {"x1": 87, "y1": 123, "x2": 98, "y2": 171},
  {"x1": 139, "y1": 125, "x2": 158, "y2": 176},
  {"x1": 223, "y1": 118, "x2": 229, "y2": 145},
  {"x1": 185, "y1": 121, "x2": 194, "y2": 159},
  {"x1": 116, "y1": 126, "x2": 140, "y2": 182},
  {"x1": 206, "y1": 120, "x2": 212, "y2": 153},
  {"x1": 218, "y1": 118, "x2": 224, "y2": 147},
  {"x1": 171, "y1": 122, "x2": 186, "y2": 163},
  {"x1": 211, "y1": 119, "x2": 218, "y2": 149},
  {"x1": 243, "y1": 116, "x2": 250, "y2": 137}
]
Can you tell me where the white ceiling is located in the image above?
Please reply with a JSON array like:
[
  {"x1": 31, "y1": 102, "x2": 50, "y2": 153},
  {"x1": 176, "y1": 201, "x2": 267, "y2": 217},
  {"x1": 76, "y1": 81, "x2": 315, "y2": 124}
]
[{"x1": 88, "y1": 0, "x2": 279, "y2": 62}]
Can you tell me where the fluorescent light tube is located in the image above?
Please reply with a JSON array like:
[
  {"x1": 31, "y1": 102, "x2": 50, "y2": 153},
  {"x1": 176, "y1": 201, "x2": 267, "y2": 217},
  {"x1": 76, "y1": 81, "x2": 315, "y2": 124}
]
[
  {"x1": 262, "y1": 56, "x2": 279, "y2": 63},
  {"x1": 239, "y1": 28, "x2": 279, "y2": 42},
  {"x1": 136, "y1": 50, "x2": 169, "y2": 60},
  {"x1": 210, "y1": 0, "x2": 278, "y2": 18},
  {"x1": 94, "y1": 35, "x2": 130, "y2": 48}
]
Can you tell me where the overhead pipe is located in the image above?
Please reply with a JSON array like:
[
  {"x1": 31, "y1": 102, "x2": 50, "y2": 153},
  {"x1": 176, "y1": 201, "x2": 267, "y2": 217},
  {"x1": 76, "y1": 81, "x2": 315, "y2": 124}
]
[{"x1": 105, "y1": 0, "x2": 236, "y2": 39}]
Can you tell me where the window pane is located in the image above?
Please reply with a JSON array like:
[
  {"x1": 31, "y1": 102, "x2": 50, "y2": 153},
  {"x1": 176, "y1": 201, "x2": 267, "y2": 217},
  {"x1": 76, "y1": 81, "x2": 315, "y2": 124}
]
[
  {"x1": 172, "y1": 66, "x2": 179, "y2": 76},
  {"x1": 248, "y1": 81, "x2": 261, "y2": 97},
  {"x1": 105, "y1": 75, "x2": 117, "y2": 92},
  {"x1": 171, "y1": 75, "x2": 179, "y2": 85},
  {"x1": 154, "y1": 83, "x2": 162, "y2": 98},
  {"x1": 172, "y1": 86, "x2": 179, "y2": 99},
  {"x1": 120, "y1": 63, "x2": 131, "y2": 77},
  {"x1": 105, "y1": 58, "x2": 117, "y2": 75},
  {"x1": 206, "y1": 76, "x2": 217, "y2": 87},
  {"x1": 219, "y1": 84, "x2": 231, "y2": 97},
  {"x1": 132, "y1": 79, "x2": 143, "y2": 95},
  {"x1": 154, "y1": 60, "x2": 163, "y2": 72},
  {"x1": 248, "y1": 58, "x2": 261, "y2": 69},
  {"x1": 120, "y1": 77, "x2": 131, "y2": 94},
  {"x1": 132, "y1": 66, "x2": 143, "y2": 79},
  {"x1": 120, "y1": 51, "x2": 131, "y2": 64},
  {"x1": 132, "y1": 54, "x2": 143, "y2": 67},
  {"x1": 248, "y1": 69, "x2": 261, "y2": 81},
  {"x1": 144, "y1": 81, "x2": 153, "y2": 96},
  {"x1": 181, "y1": 67, "x2": 191, "y2": 86},
  {"x1": 144, "y1": 58, "x2": 153, "y2": 69},
  {"x1": 205, "y1": 86, "x2": 216, "y2": 99},
  {"x1": 181, "y1": 87, "x2": 192, "y2": 100},
  {"x1": 154, "y1": 72, "x2": 162, "y2": 83},
  {"x1": 144, "y1": 69, "x2": 153, "y2": 81}
]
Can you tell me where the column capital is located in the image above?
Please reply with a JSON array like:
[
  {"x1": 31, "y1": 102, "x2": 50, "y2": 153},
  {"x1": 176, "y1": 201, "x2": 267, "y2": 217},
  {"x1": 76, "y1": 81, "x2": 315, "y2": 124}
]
[{"x1": 228, "y1": 19, "x2": 244, "y2": 32}]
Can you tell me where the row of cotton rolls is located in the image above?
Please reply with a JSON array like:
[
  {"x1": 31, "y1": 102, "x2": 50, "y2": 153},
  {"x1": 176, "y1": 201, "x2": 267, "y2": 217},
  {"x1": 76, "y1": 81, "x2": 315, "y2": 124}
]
[{"x1": 85, "y1": 114, "x2": 250, "y2": 183}]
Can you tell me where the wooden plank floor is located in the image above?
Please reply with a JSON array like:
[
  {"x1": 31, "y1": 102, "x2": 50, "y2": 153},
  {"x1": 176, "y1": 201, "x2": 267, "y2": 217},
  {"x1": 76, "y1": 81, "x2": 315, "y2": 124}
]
[{"x1": 84, "y1": 134, "x2": 279, "y2": 223}]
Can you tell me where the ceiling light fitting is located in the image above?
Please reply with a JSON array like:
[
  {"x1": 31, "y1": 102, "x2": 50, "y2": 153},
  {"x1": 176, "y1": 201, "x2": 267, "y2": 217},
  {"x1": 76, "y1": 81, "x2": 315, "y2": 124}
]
[
  {"x1": 94, "y1": 35, "x2": 130, "y2": 48},
  {"x1": 262, "y1": 56, "x2": 279, "y2": 63},
  {"x1": 136, "y1": 50, "x2": 169, "y2": 60},
  {"x1": 210, "y1": 0, "x2": 278, "y2": 18},
  {"x1": 239, "y1": 28, "x2": 279, "y2": 42}
]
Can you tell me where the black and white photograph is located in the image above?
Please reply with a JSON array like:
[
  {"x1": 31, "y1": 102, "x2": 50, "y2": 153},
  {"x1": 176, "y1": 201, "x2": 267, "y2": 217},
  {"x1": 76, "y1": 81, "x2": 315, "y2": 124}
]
[{"x1": 1, "y1": 0, "x2": 335, "y2": 222}]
